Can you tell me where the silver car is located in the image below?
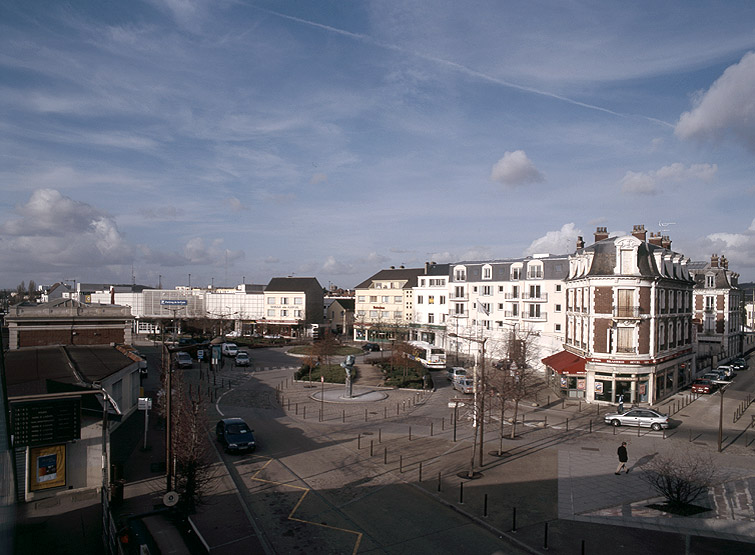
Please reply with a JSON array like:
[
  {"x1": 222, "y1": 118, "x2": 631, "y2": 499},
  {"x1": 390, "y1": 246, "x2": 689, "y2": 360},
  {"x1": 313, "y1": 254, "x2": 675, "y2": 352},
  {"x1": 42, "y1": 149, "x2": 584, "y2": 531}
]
[{"x1": 604, "y1": 408, "x2": 669, "y2": 431}]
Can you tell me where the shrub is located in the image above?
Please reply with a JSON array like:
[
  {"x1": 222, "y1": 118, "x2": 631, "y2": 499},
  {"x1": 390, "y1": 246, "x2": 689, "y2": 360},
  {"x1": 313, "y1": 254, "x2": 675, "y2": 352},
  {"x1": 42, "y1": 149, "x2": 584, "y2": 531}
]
[
  {"x1": 295, "y1": 364, "x2": 356, "y2": 384},
  {"x1": 639, "y1": 449, "x2": 719, "y2": 508}
]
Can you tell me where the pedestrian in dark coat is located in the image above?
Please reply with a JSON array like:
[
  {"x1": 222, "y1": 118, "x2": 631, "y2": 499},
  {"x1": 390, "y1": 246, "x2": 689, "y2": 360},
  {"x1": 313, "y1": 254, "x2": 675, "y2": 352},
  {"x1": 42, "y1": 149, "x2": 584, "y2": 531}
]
[
  {"x1": 618, "y1": 394, "x2": 624, "y2": 413},
  {"x1": 616, "y1": 441, "x2": 628, "y2": 474}
]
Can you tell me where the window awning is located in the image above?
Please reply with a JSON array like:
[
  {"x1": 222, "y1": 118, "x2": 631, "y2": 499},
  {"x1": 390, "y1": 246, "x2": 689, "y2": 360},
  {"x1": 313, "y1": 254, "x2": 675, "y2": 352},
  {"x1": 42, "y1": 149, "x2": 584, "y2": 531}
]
[{"x1": 542, "y1": 350, "x2": 586, "y2": 375}]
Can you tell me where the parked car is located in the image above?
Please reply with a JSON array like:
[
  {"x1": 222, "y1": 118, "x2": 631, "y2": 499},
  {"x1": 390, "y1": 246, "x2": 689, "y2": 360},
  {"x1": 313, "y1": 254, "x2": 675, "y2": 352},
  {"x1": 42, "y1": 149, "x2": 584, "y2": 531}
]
[
  {"x1": 361, "y1": 342, "x2": 381, "y2": 352},
  {"x1": 264, "y1": 333, "x2": 282, "y2": 339},
  {"x1": 235, "y1": 351, "x2": 251, "y2": 366},
  {"x1": 447, "y1": 367, "x2": 467, "y2": 381},
  {"x1": 702, "y1": 371, "x2": 731, "y2": 384},
  {"x1": 730, "y1": 358, "x2": 748, "y2": 371},
  {"x1": 215, "y1": 418, "x2": 256, "y2": 453},
  {"x1": 691, "y1": 379, "x2": 717, "y2": 394},
  {"x1": 221, "y1": 342, "x2": 239, "y2": 357},
  {"x1": 603, "y1": 408, "x2": 669, "y2": 431},
  {"x1": 176, "y1": 351, "x2": 193, "y2": 369},
  {"x1": 453, "y1": 377, "x2": 474, "y2": 394},
  {"x1": 715, "y1": 365, "x2": 735, "y2": 379}
]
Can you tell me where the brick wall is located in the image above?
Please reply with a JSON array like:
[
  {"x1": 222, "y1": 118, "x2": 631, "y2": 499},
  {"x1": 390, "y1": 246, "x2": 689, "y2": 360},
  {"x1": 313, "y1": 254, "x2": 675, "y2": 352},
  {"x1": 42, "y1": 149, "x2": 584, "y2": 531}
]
[{"x1": 594, "y1": 287, "x2": 612, "y2": 314}]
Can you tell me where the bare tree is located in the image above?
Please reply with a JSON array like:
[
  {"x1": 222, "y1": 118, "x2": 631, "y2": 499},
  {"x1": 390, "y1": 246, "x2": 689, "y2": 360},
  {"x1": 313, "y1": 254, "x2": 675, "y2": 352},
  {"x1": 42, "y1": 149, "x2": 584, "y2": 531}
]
[{"x1": 640, "y1": 450, "x2": 719, "y2": 507}]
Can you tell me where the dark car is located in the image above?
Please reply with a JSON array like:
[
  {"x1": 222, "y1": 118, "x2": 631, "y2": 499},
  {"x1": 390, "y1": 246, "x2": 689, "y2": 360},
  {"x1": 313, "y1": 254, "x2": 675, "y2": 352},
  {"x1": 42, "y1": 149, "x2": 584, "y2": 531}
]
[
  {"x1": 730, "y1": 358, "x2": 748, "y2": 371},
  {"x1": 216, "y1": 418, "x2": 256, "y2": 453},
  {"x1": 362, "y1": 342, "x2": 381, "y2": 352},
  {"x1": 235, "y1": 351, "x2": 251, "y2": 366},
  {"x1": 176, "y1": 351, "x2": 193, "y2": 369},
  {"x1": 691, "y1": 379, "x2": 717, "y2": 394}
]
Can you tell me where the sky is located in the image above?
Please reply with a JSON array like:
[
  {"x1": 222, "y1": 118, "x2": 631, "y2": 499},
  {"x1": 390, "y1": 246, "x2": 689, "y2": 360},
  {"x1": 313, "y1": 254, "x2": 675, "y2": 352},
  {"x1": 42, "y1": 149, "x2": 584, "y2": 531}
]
[{"x1": 1, "y1": 1, "x2": 755, "y2": 291}]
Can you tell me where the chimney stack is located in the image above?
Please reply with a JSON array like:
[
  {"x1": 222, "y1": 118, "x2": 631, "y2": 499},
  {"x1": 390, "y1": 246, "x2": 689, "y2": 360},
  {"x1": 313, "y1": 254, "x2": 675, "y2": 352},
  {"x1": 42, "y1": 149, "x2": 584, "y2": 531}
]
[
  {"x1": 632, "y1": 224, "x2": 647, "y2": 241},
  {"x1": 594, "y1": 226, "x2": 609, "y2": 242},
  {"x1": 661, "y1": 235, "x2": 672, "y2": 249},
  {"x1": 710, "y1": 254, "x2": 719, "y2": 268},
  {"x1": 648, "y1": 232, "x2": 663, "y2": 246},
  {"x1": 720, "y1": 255, "x2": 728, "y2": 269},
  {"x1": 576, "y1": 236, "x2": 585, "y2": 249}
]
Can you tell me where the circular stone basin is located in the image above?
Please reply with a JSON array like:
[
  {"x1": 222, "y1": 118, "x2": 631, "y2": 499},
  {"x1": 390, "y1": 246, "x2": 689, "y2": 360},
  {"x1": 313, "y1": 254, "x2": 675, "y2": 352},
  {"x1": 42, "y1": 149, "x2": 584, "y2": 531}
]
[{"x1": 311, "y1": 387, "x2": 388, "y2": 403}]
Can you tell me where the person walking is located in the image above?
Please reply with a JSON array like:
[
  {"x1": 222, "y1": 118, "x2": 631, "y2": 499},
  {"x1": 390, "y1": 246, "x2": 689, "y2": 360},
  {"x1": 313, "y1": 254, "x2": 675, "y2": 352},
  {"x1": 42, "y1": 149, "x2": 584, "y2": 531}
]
[
  {"x1": 616, "y1": 441, "x2": 628, "y2": 474},
  {"x1": 618, "y1": 394, "x2": 624, "y2": 413}
]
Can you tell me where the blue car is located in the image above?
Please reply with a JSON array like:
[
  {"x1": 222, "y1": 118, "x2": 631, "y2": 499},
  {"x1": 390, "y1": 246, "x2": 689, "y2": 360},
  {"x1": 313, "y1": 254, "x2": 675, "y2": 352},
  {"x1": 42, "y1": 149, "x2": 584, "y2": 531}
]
[{"x1": 216, "y1": 418, "x2": 256, "y2": 453}]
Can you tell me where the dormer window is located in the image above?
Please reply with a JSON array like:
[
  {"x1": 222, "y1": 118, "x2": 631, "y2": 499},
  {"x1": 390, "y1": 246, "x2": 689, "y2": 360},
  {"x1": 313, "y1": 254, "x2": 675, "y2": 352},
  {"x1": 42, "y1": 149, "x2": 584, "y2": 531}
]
[
  {"x1": 511, "y1": 264, "x2": 522, "y2": 280},
  {"x1": 454, "y1": 265, "x2": 467, "y2": 281},
  {"x1": 482, "y1": 264, "x2": 492, "y2": 280},
  {"x1": 705, "y1": 274, "x2": 715, "y2": 288}
]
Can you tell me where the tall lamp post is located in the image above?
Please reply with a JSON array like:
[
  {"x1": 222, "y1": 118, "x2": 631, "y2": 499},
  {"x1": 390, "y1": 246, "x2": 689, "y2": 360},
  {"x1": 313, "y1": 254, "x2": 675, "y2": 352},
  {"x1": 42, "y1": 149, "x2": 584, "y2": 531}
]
[{"x1": 450, "y1": 333, "x2": 488, "y2": 477}]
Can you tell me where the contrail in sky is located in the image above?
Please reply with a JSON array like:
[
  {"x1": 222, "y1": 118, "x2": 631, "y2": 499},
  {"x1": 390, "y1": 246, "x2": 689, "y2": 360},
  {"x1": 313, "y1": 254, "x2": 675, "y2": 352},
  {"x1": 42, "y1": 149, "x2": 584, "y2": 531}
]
[{"x1": 256, "y1": 7, "x2": 674, "y2": 129}]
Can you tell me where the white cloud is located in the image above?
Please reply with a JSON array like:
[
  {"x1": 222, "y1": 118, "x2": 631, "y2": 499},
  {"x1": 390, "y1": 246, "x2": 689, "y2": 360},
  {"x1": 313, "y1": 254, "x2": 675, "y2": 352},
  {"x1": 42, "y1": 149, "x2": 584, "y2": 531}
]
[
  {"x1": 490, "y1": 150, "x2": 545, "y2": 187},
  {"x1": 702, "y1": 229, "x2": 755, "y2": 278},
  {"x1": 228, "y1": 197, "x2": 247, "y2": 212},
  {"x1": 675, "y1": 51, "x2": 755, "y2": 152},
  {"x1": 0, "y1": 188, "x2": 133, "y2": 270},
  {"x1": 523, "y1": 223, "x2": 581, "y2": 256},
  {"x1": 620, "y1": 162, "x2": 717, "y2": 195}
]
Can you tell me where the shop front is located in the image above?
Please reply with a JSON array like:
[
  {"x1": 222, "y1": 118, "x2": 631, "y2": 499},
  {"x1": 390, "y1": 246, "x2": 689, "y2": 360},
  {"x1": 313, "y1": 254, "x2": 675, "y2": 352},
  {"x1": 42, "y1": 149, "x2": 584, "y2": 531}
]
[{"x1": 542, "y1": 350, "x2": 587, "y2": 399}]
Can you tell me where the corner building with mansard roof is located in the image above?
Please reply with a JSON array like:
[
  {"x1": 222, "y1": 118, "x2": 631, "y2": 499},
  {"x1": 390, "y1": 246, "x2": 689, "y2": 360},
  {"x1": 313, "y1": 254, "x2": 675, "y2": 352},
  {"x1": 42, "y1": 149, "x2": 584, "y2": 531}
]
[{"x1": 561, "y1": 225, "x2": 695, "y2": 405}]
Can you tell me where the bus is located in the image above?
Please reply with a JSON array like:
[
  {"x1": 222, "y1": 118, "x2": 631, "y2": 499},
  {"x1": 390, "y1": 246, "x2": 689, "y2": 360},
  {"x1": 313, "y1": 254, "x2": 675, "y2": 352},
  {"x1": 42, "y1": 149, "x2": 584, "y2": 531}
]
[{"x1": 407, "y1": 341, "x2": 447, "y2": 369}]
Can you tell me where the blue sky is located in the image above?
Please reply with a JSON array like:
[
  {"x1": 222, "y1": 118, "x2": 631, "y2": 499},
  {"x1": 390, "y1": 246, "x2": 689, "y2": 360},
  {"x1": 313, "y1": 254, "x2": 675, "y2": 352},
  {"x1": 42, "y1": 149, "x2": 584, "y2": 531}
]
[{"x1": 2, "y1": 1, "x2": 755, "y2": 290}]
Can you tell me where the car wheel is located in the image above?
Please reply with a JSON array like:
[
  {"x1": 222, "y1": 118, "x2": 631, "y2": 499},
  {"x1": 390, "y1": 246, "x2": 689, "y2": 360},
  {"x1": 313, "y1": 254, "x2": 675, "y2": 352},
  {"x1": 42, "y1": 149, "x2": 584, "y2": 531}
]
[
  {"x1": 611, "y1": 419, "x2": 621, "y2": 427},
  {"x1": 651, "y1": 423, "x2": 662, "y2": 431}
]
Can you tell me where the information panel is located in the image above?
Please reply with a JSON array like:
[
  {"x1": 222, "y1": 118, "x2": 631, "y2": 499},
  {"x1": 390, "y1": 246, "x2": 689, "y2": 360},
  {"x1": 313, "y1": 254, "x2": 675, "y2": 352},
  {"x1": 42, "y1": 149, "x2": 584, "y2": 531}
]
[{"x1": 12, "y1": 399, "x2": 82, "y2": 447}]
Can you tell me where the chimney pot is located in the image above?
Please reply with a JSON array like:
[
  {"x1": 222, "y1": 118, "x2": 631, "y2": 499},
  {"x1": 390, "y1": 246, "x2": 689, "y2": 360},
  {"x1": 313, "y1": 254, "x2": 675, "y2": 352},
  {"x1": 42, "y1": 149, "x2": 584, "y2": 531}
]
[
  {"x1": 594, "y1": 227, "x2": 609, "y2": 242},
  {"x1": 576, "y1": 236, "x2": 585, "y2": 249},
  {"x1": 632, "y1": 224, "x2": 647, "y2": 241}
]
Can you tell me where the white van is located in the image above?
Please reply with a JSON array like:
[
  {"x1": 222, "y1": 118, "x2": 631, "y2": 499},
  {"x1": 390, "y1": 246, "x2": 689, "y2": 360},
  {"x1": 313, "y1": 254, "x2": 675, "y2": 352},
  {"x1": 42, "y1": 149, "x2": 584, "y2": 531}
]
[{"x1": 221, "y1": 343, "x2": 239, "y2": 357}]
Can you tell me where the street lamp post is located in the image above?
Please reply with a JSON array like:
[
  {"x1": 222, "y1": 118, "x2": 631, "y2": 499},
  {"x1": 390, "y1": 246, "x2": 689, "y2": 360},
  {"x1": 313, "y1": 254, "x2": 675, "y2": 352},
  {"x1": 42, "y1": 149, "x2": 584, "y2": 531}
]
[{"x1": 450, "y1": 333, "x2": 488, "y2": 477}]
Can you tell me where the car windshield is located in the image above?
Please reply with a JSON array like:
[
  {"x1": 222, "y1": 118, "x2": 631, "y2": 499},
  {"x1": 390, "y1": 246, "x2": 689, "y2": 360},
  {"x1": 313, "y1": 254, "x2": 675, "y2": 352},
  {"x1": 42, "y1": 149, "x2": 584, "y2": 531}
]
[{"x1": 226, "y1": 423, "x2": 249, "y2": 435}]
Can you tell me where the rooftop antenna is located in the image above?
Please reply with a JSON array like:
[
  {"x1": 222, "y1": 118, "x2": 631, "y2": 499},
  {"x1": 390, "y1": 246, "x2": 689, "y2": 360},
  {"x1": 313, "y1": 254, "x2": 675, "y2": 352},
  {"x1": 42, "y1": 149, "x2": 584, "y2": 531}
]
[
  {"x1": 131, "y1": 264, "x2": 135, "y2": 285},
  {"x1": 659, "y1": 221, "x2": 676, "y2": 232}
]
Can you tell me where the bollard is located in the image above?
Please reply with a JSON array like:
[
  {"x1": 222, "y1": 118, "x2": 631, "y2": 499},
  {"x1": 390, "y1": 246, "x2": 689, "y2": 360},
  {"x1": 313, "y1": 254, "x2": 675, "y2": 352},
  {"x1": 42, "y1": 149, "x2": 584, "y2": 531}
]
[
  {"x1": 663, "y1": 428, "x2": 666, "y2": 440},
  {"x1": 483, "y1": 493, "x2": 488, "y2": 517},
  {"x1": 370, "y1": 440, "x2": 374, "y2": 457},
  {"x1": 459, "y1": 482, "x2": 464, "y2": 504},
  {"x1": 397, "y1": 402, "x2": 400, "y2": 416},
  {"x1": 512, "y1": 507, "x2": 517, "y2": 532},
  {"x1": 544, "y1": 522, "x2": 549, "y2": 550},
  {"x1": 343, "y1": 410, "x2": 345, "y2": 423},
  {"x1": 437, "y1": 471, "x2": 442, "y2": 492},
  {"x1": 431, "y1": 422, "x2": 434, "y2": 437},
  {"x1": 597, "y1": 404, "x2": 600, "y2": 416},
  {"x1": 582, "y1": 539, "x2": 585, "y2": 555},
  {"x1": 637, "y1": 424, "x2": 641, "y2": 437},
  {"x1": 613, "y1": 424, "x2": 616, "y2": 436},
  {"x1": 303, "y1": 406, "x2": 306, "y2": 419},
  {"x1": 384, "y1": 406, "x2": 387, "y2": 419},
  {"x1": 379, "y1": 428, "x2": 382, "y2": 443},
  {"x1": 544, "y1": 415, "x2": 548, "y2": 428},
  {"x1": 358, "y1": 434, "x2": 361, "y2": 449},
  {"x1": 384, "y1": 447, "x2": 388, "y2": 464},
  {"x1": 296, "y1": 403, "x2": 299, "y2": 415},
  {"x1": 400, "y1": 455, "x2": 403, "y2": 473},
  {"x1": 287, "y1": 399, "x2": 291, "y2": 411},
  {"x1": 562, "y1": 398, "x2": 565, "y2": 409},
  {"x1": 442, "y1": 417, "x2": 445, "y2": 431},
  {"x1": 579, "y1": 401, "x2": 582, "y2": 412},
  {"x1": 566, "y1": 418, "x2": 569, "y2": 432},
  {"x1": 547, "y1": 395, "x2": 550, "y2": 406},
  {"x1": 589, "y1": 419, "x2": 592, "y2": 433},
  {"x1": 419, "y1": 462, "x2": 423, "y2": 482},
  {"x1": 365, "y1": 408, "x2": 368, "y2": 422},
  {"x1": 689, "y1": 428, "x2": 693, "y2": 442},
  {"x1": 409, "y1": 426, "x2": 412, "y2": 441}
]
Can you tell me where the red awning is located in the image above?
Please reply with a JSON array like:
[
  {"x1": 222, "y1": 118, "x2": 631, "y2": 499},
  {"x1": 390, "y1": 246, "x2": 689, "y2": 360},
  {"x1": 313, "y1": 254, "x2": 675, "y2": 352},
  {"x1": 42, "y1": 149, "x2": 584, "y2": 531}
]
[{"x1": 542, "y1": 350, "x2": 586, "y2": 375}]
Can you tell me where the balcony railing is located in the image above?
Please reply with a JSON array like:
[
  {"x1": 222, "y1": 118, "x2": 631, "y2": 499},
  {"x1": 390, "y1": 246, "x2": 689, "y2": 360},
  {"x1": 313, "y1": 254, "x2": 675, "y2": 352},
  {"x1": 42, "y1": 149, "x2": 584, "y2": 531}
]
[
  {"x1": 613, "y1": 306, "x2": 640, "y2": 318},
  {"x1": 523, "y1": 311, "x2": 547, "y2": 321},
  {"x1": 504, "y1": 293, "x2": 520, "y2": 300},
  {"x1": 522, "y1": 292, "x2": 548, "y2": 302},
  {"x1": 451, "y1": 310, "x2": 469, "y2": 318},
  {"x1": 450, "y1": 293, "x2": 469, "y2": 301}
]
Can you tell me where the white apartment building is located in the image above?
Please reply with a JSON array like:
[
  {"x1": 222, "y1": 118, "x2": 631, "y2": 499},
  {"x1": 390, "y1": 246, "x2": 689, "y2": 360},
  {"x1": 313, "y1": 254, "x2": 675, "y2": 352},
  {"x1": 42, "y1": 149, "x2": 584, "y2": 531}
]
[
  {"x1": 444, "y1": 255, "x2": 569, "y2": 365},
  {"x1": 412, "y1": 263, "x2": 451, "y2": 345}
]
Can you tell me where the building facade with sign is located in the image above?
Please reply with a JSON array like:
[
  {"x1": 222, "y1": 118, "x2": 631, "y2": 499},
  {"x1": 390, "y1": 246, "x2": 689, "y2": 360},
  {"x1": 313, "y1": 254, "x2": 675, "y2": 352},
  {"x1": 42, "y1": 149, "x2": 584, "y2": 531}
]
[
  {"x1": 5, "y1": 345, "x2": 140, "y2": 501},
  {"x1": 261, "y1": 277, "x2": 324, "y2": 337},
  {"x1": 555, "y1": 225, "x2": 695, "y2": 405}
]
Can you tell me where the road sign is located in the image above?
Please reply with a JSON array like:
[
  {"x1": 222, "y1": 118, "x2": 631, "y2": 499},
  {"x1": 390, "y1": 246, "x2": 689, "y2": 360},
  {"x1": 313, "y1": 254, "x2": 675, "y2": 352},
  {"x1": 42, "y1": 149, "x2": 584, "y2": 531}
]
[
  {"x1": 160, "y1": 299, "x2": 188, "y2": 306},
  {"x1": 197, "y1": 349, "x2": 204, "y2": 360},
  {"x1": 138, "y1": 397, "x2": 152, "y2": 410}
]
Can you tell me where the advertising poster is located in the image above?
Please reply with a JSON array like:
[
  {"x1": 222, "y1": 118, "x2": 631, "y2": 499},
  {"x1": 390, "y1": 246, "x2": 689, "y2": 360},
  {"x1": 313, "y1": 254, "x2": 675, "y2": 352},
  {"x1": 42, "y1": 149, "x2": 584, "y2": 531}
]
[
  {"x1": 30, "y1": 444, "x2": 66, "y2": 491},
  {"x1": 560, "y1": 376, "x2": 567, "y2": 388},
  {"x1": 577, "y1": 378, "x2": 586, "y2": 391},
  {"x1": 595, "y1": 382, "x2": 604, "y2": 394}
]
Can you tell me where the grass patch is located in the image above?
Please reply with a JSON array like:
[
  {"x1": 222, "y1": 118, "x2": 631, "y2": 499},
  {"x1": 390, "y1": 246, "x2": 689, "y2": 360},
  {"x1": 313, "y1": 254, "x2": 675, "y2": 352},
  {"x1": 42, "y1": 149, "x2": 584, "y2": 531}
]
[
  {"x1": 288, "y1": 345, "x2": 362, "y2": 356},
  {"x1": 379, "y1": 361, "x2": 429, "y2": 389},
  {"x1": 646, "y1": 503, "x2": 710, "y2": 516},
  {"x1": 294, "y1": 364, "x2": 355, "y2": 384}
]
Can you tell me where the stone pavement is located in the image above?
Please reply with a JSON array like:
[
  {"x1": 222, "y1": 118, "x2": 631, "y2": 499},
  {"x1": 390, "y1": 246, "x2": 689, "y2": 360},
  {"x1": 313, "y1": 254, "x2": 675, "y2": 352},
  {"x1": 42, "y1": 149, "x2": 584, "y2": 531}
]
[{"x1": 14, "y1": 347, "x2": 755, "y2": 554}]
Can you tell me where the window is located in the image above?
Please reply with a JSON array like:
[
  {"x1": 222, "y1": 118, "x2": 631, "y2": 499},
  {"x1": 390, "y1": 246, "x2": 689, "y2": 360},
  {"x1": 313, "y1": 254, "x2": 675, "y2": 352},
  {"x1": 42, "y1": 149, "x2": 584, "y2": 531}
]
[
  {"x1": 394, "y1": 311, "x2": 402, "y2": 318},
  {"x1": 455, "y1": 267, "x2": 466, "y2": 281},
  {"x1": 556, "y1": 284, "x2": 562, "y2": 292},
  {"x1": 358, "y1": 296, "x2": 365, "y2": 303},
  {"x1": 512, "y1": 286, "x2": 519, "y2": 299},
  {"x1": 482, "y1": 285, "x2": 492, "y2": 296},
  {"x1": 428, "y1": 313, "x2": 435, "y2": 324},
  {"x1": 619, "y1": 249, "x2": 634, "y2": 274},
  {"x1": 267, "y1": 309, "x2": 276, "y2": 317},
  {"x1": 280, "y1": 309, "x2": 288, "y2": 317},
  {"x1": 498, "y1": 303, "x2": 504, "y2": 310},
  {"x1": 370, "y1": 295, "x2": 378, "y2": 303},
  {"x1": 428, "y1": 296, "x2": 435, "y2": 304},
  {"x1": 382, "y1": 311, "x2": 390, "y2": 318},
  {"x1": 455, "y1": 303, "x2": 465, "y2": 315},
  {"x1": 417, "y1": 295, "x2": 423, "y2": 304},
  {"x1": 370, "y1": 310, "x2": 378, "y2": 318},
  {"x1": 483, "y1": 265, "x2": 492, "y2": 279},
  {"x1": 357, "y1": 310, "x2": 365, "y2": 317},
  {"x1": 617, "y1": 327, "x2": 634, "y2": 353},
  {"x1": 555, "y1": 304, "x2": 562, "y2": 312},
  {"x1": 394, "y1": 296, "x2": 402, "y2": 303},
  {"x1": 294, "y1": 309, "x2": 302, "y2": 317},
  {"x1": 527, "y1": 264, "x2": 543, "y2": 279},
  {"x1": 498, "y1": 286, "x2": 504, "y2": 292},
  {"x1": 555, "y1": 324, "x2": 562, "y2": 332},
  {"x1": 454, "y1": 286, "x2": 465, "y2": 298},
  {"x1": 510, "y1": 303, "x2": 519, "y2": 316},
  {"x1": 528, "y1": 304, "x2": 541, "y2": 318},
  {"x1": 381, "y1": 296, "x2": 389, "y2": 303},
  {"x1": 705, "y1": 296, "x2": 715, "y2": 311},
  {"x1": 511, "y1": 267, "x2": 521, "y2": 280},
  {"x1": 294, "y1": 297, "x2": 303, "y2": 304},
  {"x1": 267, "y1": 297, "x2": 275, "y2": 304},
  {"x1": 529, "y1": 285, "x2": 541, "y2": 299},
  {"x1": 439, "y1": 296, "x2": 446, "y2": 304},
  {"x1": 280, "y1": 297, "x2": 288, "y2": 305},
  {"x1": 420, "y1": 279, "x2": 425, "y2": 287},
  {"x1": 706, "y1": 274, "x2": 715, "y2": 288}
]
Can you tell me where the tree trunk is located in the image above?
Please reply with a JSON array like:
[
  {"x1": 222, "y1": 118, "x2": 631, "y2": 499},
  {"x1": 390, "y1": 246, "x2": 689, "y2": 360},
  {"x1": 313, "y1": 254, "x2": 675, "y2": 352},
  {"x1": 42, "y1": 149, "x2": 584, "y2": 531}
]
[{"x1": 510, "y1": 400, "x2": 520, "y2": 439}]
